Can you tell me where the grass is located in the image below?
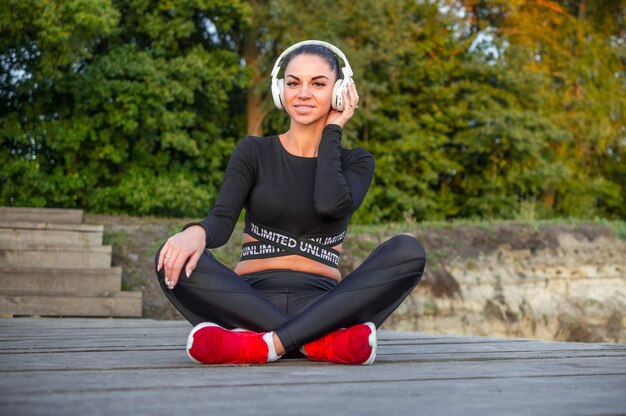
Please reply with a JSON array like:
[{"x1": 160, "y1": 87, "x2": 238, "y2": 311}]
[
  {"x1": 351, "y1": 217, "x2": 626, "y2": 239},
  {"x1": 605, "y1": 220, "x2": 626, "y2": 240}
]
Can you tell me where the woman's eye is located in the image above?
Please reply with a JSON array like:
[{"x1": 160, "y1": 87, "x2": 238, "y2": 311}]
[
  {"x1": 286, "y1": 81, "x2": 299, "y2": 87},
  {"x1": 313, "y1": 82, "x2": 326, "y2": 87}
]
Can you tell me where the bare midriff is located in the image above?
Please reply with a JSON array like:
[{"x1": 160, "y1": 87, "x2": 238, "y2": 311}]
[{"x1": 233, "y1": 233, "x2": 342, "y2": 282}]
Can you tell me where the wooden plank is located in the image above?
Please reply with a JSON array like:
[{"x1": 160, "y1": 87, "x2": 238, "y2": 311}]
[
  {"x1": 0, "y1": 292, "x2": 142, "y2": 318},
  {"x1": 0, "y1": 245, "x2": 112, "y2": 268},
  {"x1": 1, "y1": 346, "x2": 624, "y2": 372},
  {"x1": 0, "y1": 207, "x2": 84, "y2": 224},
  {"x1": 0, "y1": 317, "x2": 179, "y2": 329},
  {"x1": 1, "y1": 356, "x2": 624, "y2": 391},
  {"x1": 0, "y1": 223, "x2": 103, "y2": 247},
  {"x1": 0, "y1": 333, "x2": 623, "y2": 355},
  {"x1": 0, "y1": 267, "x2": 122, "y2": 293},
  {"x1": 0, "y1": 319, "x2": 622, "y2": 354},
  {"x1": 0, "y1": 221, "x2": 102, "y2": 232}
]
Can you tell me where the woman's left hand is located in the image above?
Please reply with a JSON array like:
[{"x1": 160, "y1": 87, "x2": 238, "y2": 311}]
[{"x1": 325, "y1": 79, "x2": 360, "y2": 129}]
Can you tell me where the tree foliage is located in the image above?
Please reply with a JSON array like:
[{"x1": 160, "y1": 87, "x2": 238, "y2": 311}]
[
  {"x1": 449, "y1": 0, "x2": 626, "y2": 218},
  {"x1": 1, "y1": 0, "x2": 624, "y2": 221},
  {"x1": 1, "y1": 0, "x2": 249, "y2": 216}
]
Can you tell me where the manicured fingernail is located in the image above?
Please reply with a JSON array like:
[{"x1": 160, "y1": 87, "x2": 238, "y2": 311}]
[{"x1": 186, "y1": 269, "x2": 191, "y2": 278}]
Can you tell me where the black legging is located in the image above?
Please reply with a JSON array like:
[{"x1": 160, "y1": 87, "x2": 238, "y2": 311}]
[{"x1": 155, "y1": 234, "x2": 426, "y2": 352}]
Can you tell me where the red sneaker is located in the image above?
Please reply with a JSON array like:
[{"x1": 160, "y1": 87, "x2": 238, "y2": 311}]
[
  {"x1": 186, "y1": 322, "x2": 269, "y2": 364},
  {"x1": 302, "y1": 322, "x2": 377, "y2": 365}
]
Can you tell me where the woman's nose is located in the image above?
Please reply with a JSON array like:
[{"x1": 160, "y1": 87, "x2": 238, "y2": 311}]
[{"x1": 298, "y1": 85, "x2": 311, "y2": 98}]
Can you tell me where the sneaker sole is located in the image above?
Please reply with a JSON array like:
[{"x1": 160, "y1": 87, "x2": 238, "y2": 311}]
[{"x1": 362, "y1": 322, "x2": 377, "y2": 366}]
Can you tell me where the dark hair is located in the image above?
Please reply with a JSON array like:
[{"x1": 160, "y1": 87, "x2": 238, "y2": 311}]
[{"x1": 282, "y1": 44, "x2": 342, "y2": 82}]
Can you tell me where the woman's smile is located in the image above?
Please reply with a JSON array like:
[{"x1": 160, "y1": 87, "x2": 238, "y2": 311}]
[{"x1": 293, "y1": 103, "x2": 316, "y2": 114}]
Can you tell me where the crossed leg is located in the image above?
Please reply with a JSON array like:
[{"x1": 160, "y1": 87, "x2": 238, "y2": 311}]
[{"x1": 155, "y1": 234, "x2": 426, "y2": 359}]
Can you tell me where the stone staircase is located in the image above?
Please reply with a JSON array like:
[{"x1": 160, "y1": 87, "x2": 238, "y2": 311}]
[{"x1": 0, "y1": 207, "x2": 142, "y2": 317}]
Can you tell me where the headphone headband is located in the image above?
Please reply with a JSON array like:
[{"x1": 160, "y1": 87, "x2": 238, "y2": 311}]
[
  {"x1": 270, "y1": 40, "x2": 353, "y2": 111},
  {"x1": 270, "y1": 40, "x2": 353, "y2": 79}
]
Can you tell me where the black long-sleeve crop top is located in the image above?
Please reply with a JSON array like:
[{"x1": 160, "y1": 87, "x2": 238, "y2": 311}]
[{"x1": 185, "y1": 124, "x2": 375, "y2": 267}]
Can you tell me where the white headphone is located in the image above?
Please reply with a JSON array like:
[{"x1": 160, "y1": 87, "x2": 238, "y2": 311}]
[{"x1": 270, "y1": 40, "x2": 354, "y2": 112}]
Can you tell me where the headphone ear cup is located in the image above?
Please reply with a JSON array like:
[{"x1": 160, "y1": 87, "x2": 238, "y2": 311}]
[
  {"x1": 278, "y1": 80, "x2": 285, "y2": 109},
  {"x1": 332, "y1": 79, "x2": 346, "y2": 111},
  {"x1": 272, "y1": 78, "x2": 285, "y2": 110}
]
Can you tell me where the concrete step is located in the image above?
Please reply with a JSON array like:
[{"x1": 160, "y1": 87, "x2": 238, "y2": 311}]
[
  {"x1": 0, "y1": 290, "x2": 142, "y2": 318},
  {"x1": 0, "y1": 207, "x2": 84, "y2": 224},
  {"x1": 0, "y1": 267, "x2": 122, "y2": 293},
  {"x1": 0, "y1": 221, "x2": 103, "y2": 248},
  {"x1": 0, "y1": 245, "x2": 112, "y2": 269}
]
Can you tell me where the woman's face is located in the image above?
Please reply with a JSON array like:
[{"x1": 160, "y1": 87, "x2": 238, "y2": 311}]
[{"x1": 283, "y1": 54, "x2": 336, "y2": 126}]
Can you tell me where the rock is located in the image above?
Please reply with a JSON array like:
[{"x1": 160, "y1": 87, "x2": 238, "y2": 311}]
[{"x1": 386, "y1": 225, "x2": 626, "y2": 343}]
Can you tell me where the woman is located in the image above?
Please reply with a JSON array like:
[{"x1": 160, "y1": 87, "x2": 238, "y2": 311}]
[{"x1": 155, "y1": 40, "x2": 426, "y2": 365}]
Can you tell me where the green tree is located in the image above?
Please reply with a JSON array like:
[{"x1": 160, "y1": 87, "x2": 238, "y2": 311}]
[
  {"x1": 237, "y1": 0, "x2": 574, "y2": 222},
  {"x1": 3, "y1": 0, "x2": 622, "y2": 222},
  {"x1": 0, "y1": 0, "x2": 120, "y2": 206},
  {"x1": 376, "y1": 2, "x2": 570, "y2": 221},
  {"x1": 1, "y1": 0, "x2": 249, "y2": 216},
  {"x1": 450, "y1": 0, "x2": 626, "y2": 218}
]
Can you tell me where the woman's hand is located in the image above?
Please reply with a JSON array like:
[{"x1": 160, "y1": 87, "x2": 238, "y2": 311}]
[
  {"x1": 325, "y1": 79, "x2": 360, "y2": 129},
  {"x1": 157, "y1": 225, "x2": 206, "y2": 289}
]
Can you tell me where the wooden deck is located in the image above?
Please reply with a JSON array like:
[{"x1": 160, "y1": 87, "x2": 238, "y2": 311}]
[{"x1": 1, "y1": 318, "x2": 625, "y2": 415}]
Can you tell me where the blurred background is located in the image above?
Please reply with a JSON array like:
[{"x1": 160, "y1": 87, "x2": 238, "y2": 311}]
[{"x1": 2, "y1": 0, "x2": 624, "y2": 222}]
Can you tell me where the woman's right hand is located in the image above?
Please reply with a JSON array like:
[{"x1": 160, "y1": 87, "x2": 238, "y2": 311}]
[
  {"x1": 325, "y1": 79, "x2": 360, "y2": 129},
  {"x1": 157, "y1": 225, "x2": 206, "y2": 289}
]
